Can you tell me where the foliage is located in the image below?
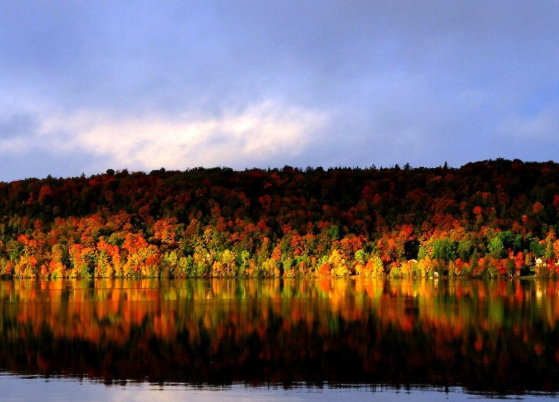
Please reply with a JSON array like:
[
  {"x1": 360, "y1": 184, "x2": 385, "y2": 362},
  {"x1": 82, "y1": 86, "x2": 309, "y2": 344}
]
[{"x1": 0, "y1": 159, "x2": 558, "y2": 278}]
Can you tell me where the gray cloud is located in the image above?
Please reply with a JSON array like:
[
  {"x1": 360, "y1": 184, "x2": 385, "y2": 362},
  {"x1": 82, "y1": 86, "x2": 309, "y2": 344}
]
[
  {"x1": 0, "y1": 144, "x2": 112, "y2": 181},
  {"x1": 0, "y1": 113, "x2": 40, "y2": 140},
  {"x1": 0, "y1": 0, "x2": 558, "y2": 180}
]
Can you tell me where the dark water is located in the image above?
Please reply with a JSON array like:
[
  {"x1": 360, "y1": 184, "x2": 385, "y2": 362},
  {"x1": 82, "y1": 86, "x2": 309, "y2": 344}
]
[{"x1": 1, "y1": 278, "x2": 559, "y2": 400}]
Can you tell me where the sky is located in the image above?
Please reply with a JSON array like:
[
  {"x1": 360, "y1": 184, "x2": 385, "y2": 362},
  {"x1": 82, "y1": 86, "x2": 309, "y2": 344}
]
[{"x1": 1, "y1": 1, "x2": 559, "y2": 181}]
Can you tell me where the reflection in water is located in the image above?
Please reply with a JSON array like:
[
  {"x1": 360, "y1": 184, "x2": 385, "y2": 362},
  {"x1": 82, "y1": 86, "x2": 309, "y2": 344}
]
[{"x1": 1, "y1": 279, "x2": 559, "y2": 396}]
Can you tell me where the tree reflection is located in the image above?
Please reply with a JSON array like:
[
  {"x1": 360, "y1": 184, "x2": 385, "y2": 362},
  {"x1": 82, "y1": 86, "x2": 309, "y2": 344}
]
[{"x1": 1, "y1": 278, "x2": 559, "y2": 395}]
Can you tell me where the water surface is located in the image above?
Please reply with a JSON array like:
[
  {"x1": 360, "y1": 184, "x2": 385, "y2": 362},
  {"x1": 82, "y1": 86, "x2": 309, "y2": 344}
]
[{"x1": 1, "y1": 278, "x2": 558, "y2": 400}]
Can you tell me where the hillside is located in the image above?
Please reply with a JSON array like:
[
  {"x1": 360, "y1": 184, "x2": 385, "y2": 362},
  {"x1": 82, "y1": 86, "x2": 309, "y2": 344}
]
[{"x1": 1, "y1": 158, "x2": 558, "y2": 278}]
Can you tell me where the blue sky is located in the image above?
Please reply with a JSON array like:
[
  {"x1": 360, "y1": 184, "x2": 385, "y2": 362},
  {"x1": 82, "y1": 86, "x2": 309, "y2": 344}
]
[{"x1": 1, "y1": 1, "x2": 558, "y2": 181}]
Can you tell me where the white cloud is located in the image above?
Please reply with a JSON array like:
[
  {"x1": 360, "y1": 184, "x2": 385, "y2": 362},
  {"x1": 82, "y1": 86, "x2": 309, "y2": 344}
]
[{"x1": 20, "y1": 101, "x2": 327, "y2": 173}]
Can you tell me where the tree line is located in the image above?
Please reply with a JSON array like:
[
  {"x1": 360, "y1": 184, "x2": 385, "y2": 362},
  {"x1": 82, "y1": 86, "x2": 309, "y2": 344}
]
[{"x1": 1, "y1": 158, "x2": 558, "y2": 278}]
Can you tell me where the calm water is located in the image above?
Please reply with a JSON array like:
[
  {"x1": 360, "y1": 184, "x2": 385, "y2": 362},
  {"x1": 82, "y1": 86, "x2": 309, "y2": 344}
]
[{"x1": 1, "y1": 278, "x2": 559, "y2": 400}]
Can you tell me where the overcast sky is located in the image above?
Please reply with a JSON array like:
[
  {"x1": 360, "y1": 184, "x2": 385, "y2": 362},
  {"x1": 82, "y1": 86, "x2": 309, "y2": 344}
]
[{"x1": 1, "y1": 1, "x2": 558, "y2": 181}]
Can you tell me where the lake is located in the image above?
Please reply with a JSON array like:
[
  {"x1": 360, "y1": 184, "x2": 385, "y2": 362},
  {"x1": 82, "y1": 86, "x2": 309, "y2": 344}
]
[{"x1": 1, "y1": 278, "x2": 558, "y2": 401}]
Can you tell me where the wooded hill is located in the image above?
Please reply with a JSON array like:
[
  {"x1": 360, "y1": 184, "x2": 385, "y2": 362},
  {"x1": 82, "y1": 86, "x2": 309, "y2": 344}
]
[{"x1": 1, "y1": 158, "x2": 558, "y2": 278}]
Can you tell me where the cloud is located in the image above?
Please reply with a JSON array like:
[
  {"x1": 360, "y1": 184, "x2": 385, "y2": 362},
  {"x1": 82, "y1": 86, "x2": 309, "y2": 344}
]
[
  {"x1": 0, "y1": 112, "x2": 40, "y2": 141},
  {"x1": 0, "y1": 112, "x2": 109, "y2": 180},
  {"x1": 33, "y1": 101, "x2": 327, "y2": 172},
  {"x1": 499, "y1": 107, "x2": 559, "y2": 141}
]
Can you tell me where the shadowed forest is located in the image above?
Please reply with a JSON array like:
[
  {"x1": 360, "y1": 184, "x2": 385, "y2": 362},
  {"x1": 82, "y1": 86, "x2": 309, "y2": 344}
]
[{"x1": 1, "y1": 158, "x2": 558, "y2": 278}]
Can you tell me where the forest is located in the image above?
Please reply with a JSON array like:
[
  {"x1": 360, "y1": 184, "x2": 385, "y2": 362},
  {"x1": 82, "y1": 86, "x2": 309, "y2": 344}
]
[{"x1": 0, "y1": 158, "x2": 558, "y2": 278}]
